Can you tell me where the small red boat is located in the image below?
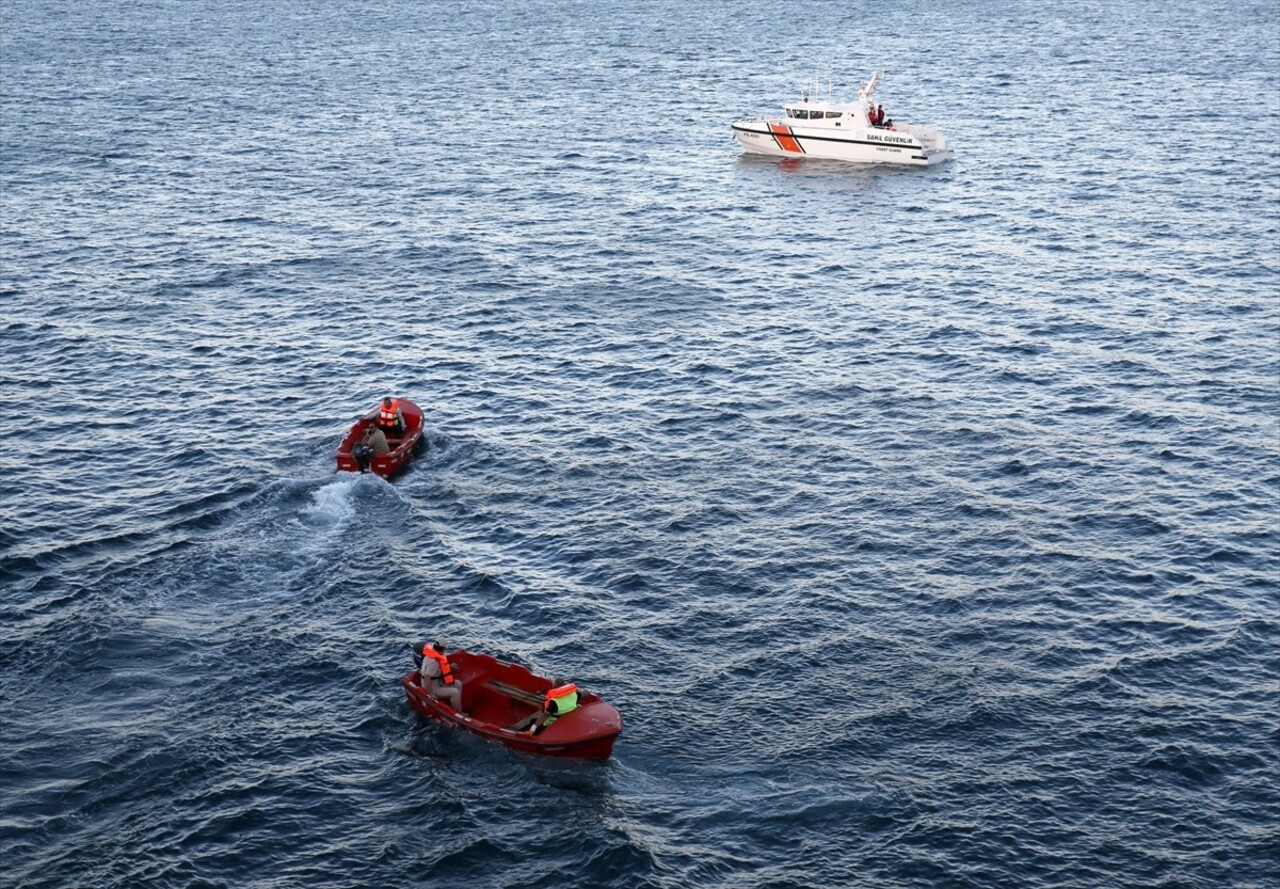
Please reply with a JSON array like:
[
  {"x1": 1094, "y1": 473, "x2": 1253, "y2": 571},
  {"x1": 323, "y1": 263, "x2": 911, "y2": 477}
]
[
  {"x1": 402, "y1": 648, "x2": 622, "y2": 760},
  {"x1": 335, "y1": 398, "x2": 424, "y2": 478}
]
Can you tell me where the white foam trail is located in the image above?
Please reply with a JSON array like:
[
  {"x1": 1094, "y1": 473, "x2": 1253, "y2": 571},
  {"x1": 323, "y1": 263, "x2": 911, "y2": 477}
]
[{"x1": 299, "y1": 475, "x2": 362, "y2": 529}]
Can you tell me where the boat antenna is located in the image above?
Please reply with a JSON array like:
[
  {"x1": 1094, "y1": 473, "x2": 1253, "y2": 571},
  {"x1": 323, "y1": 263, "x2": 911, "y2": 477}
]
[{"x1": 859, "y1": 71, "x2": 880, "y2": 102}]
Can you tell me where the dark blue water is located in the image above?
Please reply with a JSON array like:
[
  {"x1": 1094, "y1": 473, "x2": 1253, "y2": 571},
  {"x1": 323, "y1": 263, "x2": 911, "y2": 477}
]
[{"x1": 3, "y1": 1, "x2": 1278, "y2": 887}]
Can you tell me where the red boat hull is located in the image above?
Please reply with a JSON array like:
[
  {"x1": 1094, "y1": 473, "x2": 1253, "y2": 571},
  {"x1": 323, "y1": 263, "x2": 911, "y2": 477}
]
[
  {"x1": 402, "y1": 650, "x2": 622, "y2": 760},
  {"x1": 336, "y1": 399, "x2": 424, "y2": 478}
]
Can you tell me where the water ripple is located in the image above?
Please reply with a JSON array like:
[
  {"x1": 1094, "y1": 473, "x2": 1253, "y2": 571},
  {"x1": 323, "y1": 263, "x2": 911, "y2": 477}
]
[{"x1": 3, "y1": 1, "x2": 1279, "y2": 888}]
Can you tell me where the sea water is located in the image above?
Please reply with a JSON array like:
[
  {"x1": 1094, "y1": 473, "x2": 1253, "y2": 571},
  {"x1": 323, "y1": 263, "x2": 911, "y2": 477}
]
[{"x1": 2, "y1": 1, "x2": 1277, "y2": 887}]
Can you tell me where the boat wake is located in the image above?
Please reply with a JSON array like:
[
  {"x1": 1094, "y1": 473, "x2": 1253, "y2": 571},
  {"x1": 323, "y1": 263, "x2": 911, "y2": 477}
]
[{"x1": 299, "y1": 474, "x2": 372, "y2": 529}]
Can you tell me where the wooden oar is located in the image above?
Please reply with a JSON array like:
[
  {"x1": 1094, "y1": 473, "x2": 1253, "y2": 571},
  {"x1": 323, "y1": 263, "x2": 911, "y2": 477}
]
[{"x1": 485, "y1": 680, "x2": 545, "y2": 707}]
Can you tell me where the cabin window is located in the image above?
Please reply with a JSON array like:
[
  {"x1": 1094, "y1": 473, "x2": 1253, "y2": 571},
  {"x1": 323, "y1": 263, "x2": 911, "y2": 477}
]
[
  {"x1": 793, "y1": 109, "x2": 809, "y2": 120},
  {"x1": 826, "y1": 111, "x2": 843, "y2": 119}
]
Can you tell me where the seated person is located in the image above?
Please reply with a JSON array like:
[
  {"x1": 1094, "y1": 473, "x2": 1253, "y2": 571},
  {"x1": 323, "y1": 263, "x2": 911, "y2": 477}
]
[
  {"x1": 354, "y1": 424, "x2": 390, "y2": 471},
  {"x1": 511, "y1": 678, "x2": 580, "y2": 735},
  {"x1": 376, "y1": 397, "x2": 405, "y2": 436},
  {"x1": 365, "y1": 424, "x2": 390, "y2": 454},
  {"x1": 420, "y1": 640, "x2": 463, "y2": 711}
]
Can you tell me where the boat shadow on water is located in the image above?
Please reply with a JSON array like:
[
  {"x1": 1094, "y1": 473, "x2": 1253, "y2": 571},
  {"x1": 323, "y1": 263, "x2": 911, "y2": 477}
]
[
  {"x1": 400, "y1": 725, "x2": 616, "y2": 796},
  {"x1": 733, "y1": 152, "x2": 944, "y2": 180}
]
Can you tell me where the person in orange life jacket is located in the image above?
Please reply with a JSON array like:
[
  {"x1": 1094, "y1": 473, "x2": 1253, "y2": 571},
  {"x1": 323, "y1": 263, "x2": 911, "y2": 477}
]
[
  {"x1": 511, "y1": 677, "x2": 580, "y2": 735},
  {"x1": 376, "y1": 397, "x2": 404, "y2": 435},
  {"x1": 419, "y1": 640, "x2": 463, "y2": 711}
]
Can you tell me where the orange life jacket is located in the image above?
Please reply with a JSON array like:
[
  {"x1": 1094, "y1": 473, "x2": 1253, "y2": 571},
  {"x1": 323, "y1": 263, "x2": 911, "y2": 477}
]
[
  {"x1": 422, "y1": 646, "x2": 454, "y2": 685},
  {"x1": 378, "y1": 400, "x2": 401, "y2": 427},
  {"x1": 543, "y1": 682, "x2": 578, "y2": 712}
]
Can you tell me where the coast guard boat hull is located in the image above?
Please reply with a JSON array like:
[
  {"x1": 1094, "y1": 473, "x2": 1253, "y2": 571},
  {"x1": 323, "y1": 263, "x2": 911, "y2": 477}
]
[{"x1": 733, "y1": 73, "x2": 953, "y2": 167}]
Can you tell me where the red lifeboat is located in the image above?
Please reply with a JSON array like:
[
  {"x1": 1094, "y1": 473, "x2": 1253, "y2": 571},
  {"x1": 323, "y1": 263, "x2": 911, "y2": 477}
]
[
  {"x1": 403, "y1": 647, "x2": 622, "y2": 760},
  {"x1": 335, "y1": 398, "x2": 424, "y2": 478}
]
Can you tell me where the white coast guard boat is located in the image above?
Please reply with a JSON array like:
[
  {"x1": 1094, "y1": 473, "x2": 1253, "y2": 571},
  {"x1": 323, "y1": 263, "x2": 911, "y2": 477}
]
[{"x1": 732, "y1": 73, "x2": 953, "y2": 167}]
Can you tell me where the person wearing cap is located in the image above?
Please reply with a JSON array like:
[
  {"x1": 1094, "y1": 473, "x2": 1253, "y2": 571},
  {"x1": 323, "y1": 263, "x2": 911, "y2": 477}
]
[
  {"x1": 376, "y1": 397, "x2": 404, "y2": 436},
  {"x1": 510, "y1": 677, "x2": 580, "y2": 735},
  {"x1": 419, "y1": 640, "x2": 463, "y2": 711}
]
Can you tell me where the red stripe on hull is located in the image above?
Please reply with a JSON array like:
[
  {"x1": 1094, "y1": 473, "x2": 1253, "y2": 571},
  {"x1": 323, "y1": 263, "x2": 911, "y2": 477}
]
[{"x1": 768, "y1": 122, "x2": 804, "y2": 154}]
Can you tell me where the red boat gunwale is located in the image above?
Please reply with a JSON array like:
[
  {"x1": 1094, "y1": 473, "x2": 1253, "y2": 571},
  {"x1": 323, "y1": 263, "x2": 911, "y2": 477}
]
[
  {"x1": 335, "y1": 398, "x2": 425, "y2": 478},
  {"x1": 402, "y1": 650, "x2": 622, "y2": 760}
]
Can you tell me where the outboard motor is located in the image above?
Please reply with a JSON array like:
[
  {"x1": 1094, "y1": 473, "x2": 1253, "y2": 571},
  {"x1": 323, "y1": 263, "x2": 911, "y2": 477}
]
[
  {"x1": 411, "y1": 642, "x2": 428, "y2": 670},
  {"x1": 353, "y1": 441, "x2": 373, "y2": 472}
]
